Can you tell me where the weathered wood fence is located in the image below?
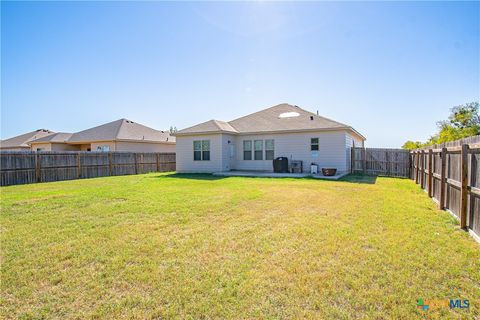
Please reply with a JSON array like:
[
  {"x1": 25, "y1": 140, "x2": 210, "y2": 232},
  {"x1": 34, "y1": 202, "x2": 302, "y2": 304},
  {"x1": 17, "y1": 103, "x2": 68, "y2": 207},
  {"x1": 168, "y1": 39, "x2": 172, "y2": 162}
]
[
  {"x1": 411, "y1": 135, "x2": 480, "y2": 240},
  {"x1": 351, "y1": 147, "x2": 411, "y2": 177},
  {"x1": 0, "y1": 151, "x2": 176, "y2": 186}
]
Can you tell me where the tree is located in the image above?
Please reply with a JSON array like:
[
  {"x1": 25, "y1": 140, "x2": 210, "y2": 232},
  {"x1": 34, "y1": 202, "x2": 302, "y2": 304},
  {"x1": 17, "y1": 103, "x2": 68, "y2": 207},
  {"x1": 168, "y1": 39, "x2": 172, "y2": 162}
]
[
  {"x1": 402, "y1": 101, "x2": 479, "y2": 148},
  {"x1": 426, "y1": 102, "x2": 479, "y2": 145},
  {"x1": 402, "y1": 141, "x2": 424, "y2": 150},
  {"x1": 169, "y1": 126, "x2": 177, "y2": 134}
]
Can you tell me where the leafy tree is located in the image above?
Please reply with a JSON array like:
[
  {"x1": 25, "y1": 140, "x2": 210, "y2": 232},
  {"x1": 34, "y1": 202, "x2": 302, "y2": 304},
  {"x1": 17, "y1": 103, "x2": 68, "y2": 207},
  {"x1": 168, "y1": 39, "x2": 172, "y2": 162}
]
[
  {"x1": 169, "y1": 126, "x2": 177, "y2": 134},
  {"x1": 402, "y1": 102, "x2": 479, "y2": 149},
  {"x1": 402, "y1": 141, "x2": 424, "y2": 150}
]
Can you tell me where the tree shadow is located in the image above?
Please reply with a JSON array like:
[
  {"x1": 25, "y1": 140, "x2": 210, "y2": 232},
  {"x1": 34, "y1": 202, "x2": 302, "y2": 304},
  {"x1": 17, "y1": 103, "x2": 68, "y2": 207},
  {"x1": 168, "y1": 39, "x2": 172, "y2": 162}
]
[{"x1": 339, "y1": 174, "x2": 378, "y2": 184}]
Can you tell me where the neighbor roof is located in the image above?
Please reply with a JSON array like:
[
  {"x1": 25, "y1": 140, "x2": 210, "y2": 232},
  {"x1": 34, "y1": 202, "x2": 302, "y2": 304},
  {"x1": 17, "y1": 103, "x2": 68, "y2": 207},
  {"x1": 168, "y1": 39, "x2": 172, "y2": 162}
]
[
  {"x1": 0, "y1": 129, "x2": 55, "y2": 149},
  {"x1": 29, "y1": 132, "x2": 73, "y2": 144},
  {"x1": 68, "y1": 119, "x2": 175, "y2": 143},
  {"x1": 176, "y1": 103, "x2": 365, "y2": 139}
]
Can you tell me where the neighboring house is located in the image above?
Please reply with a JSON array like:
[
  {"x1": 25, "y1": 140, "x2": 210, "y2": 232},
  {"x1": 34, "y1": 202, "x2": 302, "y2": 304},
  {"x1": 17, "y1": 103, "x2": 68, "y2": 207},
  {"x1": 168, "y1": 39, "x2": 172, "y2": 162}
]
[
  {"x1": 0, "y1": 129, "x2": 55, "y2": 151},
  {"x1": 29, "y1": 119, "x2": 175, "y2": 152},
  {"x1": 29, "y1": 133, "x2": 76, "y2": 151},
  {"x1": 174, "y1": 103, "x2": 365, "y2": 173}
]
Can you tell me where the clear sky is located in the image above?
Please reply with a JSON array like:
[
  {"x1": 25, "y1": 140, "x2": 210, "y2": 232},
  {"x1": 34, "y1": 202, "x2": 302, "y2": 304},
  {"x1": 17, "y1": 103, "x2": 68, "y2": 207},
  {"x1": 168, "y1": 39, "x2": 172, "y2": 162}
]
[{"x1": 1, "y1": 1, "x2": 479, "y2": 147}]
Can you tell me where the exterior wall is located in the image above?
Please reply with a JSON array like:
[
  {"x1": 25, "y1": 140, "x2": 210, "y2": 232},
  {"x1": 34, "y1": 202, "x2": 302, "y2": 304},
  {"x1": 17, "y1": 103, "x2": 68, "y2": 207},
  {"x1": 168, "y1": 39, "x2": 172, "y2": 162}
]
[
  {"x1": 30, "y1": 143, "x2": 53, "y2": 151},
  {"x1": 232, "y1": 131, "x2": 349, "y2": 172},
  {"x1": 115, "y1": 141, "x2": 175, "y2": 153},
  {"x1": 31, "y1": 143, "x2": 81, "y2": 151},
  {"x1": 90, "y1": 141, "x2": 116, "y2": 151},
  {"x1": 176, "y1": 134, "x2": 225, "y2": 173}
]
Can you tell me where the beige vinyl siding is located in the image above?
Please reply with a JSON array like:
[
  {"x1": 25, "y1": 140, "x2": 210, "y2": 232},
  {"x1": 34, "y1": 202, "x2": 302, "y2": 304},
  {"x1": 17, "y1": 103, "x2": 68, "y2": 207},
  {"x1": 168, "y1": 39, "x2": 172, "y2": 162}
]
[
  {"x1": 176, "y1": 134, "x2": 224, "y2": 173},
  {"x1": 115, "y1": 141, "x2": 175, "y2": 153},
  {"x1": 233, "y1": 131, "x2": 348, "y2": 172},
  {"x1": 31, "y1": 143, "x2": 80, "y2": 151}
]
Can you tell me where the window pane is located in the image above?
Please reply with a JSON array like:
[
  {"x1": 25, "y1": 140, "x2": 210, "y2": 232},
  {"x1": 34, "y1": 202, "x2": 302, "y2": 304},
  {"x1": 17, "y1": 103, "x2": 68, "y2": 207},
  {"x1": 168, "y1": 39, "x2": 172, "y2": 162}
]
[
  {"x1": 265, "y1": 139, "x2": 274, "y2": 150},
  {"x1": 243, "y1": 140, "x2": 252, "y2": 151},
  {"x1": 194, "y1": 141, "x2": 201, "y2": 151},
  {"x1": 244, "y1": 150, "x2": 252, "y2": 160},
  {"x1": 202, "y1": 151, "x2": 210, "y2": 161},
  {"x1": 311, "y1": 144, "x2": 319, "y2": 151},
  {"x1": 202, "y1": 140, "x2": 210, "y2": 151},
  {"x1": 254, "y1": 150, "x2": 263, "y2": 160},
  {"x1": 194, "y1": 151, "x2": 201, "y2": 160},
  {"x1": 266, "y1": 150, "x2": 274, "y2": 160},
  {"x1": 254, "y1": 140, "x2": 263, "y2": 151},
  {"x1": 311, "y1": 138, "x2": 319, "y2": 144}
]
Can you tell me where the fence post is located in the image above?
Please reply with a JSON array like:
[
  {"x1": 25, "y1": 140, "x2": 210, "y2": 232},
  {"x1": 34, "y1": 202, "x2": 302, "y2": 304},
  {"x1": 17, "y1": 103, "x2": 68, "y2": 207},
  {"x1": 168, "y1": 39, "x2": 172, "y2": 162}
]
[
  {"x1": 415, "y1": 151, "x2": 420, "y2": 184},
  {"x1": 108, "y1": 152, "x2": 113, "y2": 176},
  {"x1": 428, "y1": 149, "x2": 433, "y2": 198},
  {"x1": 460, "y1": 144, "x2": 469, "y2": 229},
  {"x1": 385, "y1": 150, "x2": 390, "y2": 176},
  {"x1": 439, "y1": 147, "x2": 447, "y2": 210},
  {"x1": 134, "y1": 153, "x2": 138, "y2": 174},
  {"x1": 421, "y1": 150, "x2": 426, "y2": 188},
  {"x1": 156, "y1": 153, "x2": 160, "y2": 172},
  {"x1": 362, "y1": 148, "x2": 367, "y2": 174},
  {"x1": 35, "y1": 153, "x2": 41, "y2": 182},
  {"x1": 77, "y1": 153, "x2": 81, "y2": 179}
]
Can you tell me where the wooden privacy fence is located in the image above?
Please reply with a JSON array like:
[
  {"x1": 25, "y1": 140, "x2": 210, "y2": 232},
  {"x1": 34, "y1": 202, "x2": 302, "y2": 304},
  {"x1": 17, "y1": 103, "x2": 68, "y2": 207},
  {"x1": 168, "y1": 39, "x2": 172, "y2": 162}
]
[
  {"x1": 0, "y1": 151, "x2": 176, "y2": 186},
  {"x1": 351, "y1": 147, "x2": 411, "y2": 177},
  {"x1": 411, "y1": 135, "x2": 480, "y2": 240}
]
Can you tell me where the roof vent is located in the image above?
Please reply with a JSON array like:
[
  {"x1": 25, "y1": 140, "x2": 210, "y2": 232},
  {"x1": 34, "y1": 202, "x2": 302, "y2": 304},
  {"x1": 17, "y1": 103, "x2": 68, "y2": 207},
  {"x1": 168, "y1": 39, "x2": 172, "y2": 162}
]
[
  {"x1": 279, "y1": 112, "x2": 300, "y2": 118},
  {"x1": 310, "y1": 116, "x2": 314, "y2": 120}
]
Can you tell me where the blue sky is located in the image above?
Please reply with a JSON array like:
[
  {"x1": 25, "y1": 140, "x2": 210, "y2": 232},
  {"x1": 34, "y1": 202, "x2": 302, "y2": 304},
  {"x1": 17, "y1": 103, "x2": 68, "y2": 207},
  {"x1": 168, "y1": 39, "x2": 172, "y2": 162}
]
[{"x1": 1, "y1": 1, "x2": 479, "y2": 147}]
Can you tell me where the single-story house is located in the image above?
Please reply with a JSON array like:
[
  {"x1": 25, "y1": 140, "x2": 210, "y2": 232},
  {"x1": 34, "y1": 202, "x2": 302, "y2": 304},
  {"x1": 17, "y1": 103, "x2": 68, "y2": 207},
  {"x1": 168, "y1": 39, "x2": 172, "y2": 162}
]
[
  {"x1": 29, "y1": 119, "x2": 176, "y2": 152},
  {"x1": 0, "y1": 129, "x2": 55, "y2": 151},
  {"x1": 174, "y1": 103, "x2": 365, "y2": 174}
]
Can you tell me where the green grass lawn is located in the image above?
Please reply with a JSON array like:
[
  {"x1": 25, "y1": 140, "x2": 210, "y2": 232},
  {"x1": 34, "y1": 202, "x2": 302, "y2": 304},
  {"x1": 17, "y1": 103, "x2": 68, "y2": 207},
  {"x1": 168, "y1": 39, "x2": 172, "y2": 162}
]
[{"x1": 1, "y1": 173, "x2": 479, "y2": 319}]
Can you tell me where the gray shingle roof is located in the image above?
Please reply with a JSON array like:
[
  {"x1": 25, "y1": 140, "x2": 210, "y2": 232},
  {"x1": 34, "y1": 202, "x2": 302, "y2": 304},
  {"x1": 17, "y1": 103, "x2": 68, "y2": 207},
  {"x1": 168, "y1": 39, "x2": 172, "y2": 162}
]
[
  {"x1": 0, "y1": 129, "x2": 55, "y2": 148},
  {"x1": 176, "y1": 119, "x2": 238, "y2": 135},
  {"x1": 29, "y1": 132, "x2": 73, "y2": 144},
  {"x1": 176, "y1": 103, "x2": 365, "y2": 139},
  {"x1": 68, "y1": 119, "x2": 175, "y2": 143}
]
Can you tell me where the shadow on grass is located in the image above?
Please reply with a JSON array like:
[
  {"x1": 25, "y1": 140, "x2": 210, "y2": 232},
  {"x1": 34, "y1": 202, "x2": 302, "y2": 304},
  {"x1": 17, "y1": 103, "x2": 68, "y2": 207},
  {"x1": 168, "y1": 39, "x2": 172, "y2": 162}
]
[
  {"x1": 152, "y1": 173, "x2": 228, "y2": 181},
  {"x1": 339, "y1": 174, "x2": 378, "y2": 184},
  {"x1": 153, "y1": 172, "x2": 380, "y2": 184}
]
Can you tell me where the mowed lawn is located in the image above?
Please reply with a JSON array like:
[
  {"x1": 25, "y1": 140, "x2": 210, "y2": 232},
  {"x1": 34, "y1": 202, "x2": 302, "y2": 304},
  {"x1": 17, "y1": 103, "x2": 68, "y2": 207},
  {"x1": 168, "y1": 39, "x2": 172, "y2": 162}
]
[{"x1": 1, "y1": 173, "x2": 479, "y2": 319}]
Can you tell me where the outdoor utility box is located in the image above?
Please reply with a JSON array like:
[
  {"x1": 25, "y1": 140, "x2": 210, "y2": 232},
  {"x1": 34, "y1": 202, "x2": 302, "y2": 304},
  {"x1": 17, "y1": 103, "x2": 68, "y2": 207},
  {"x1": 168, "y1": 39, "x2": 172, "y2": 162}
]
[
  {"x1": 273, "y1": 157, "x2": 289, "y2": 173},
  {"x1": 311, "y1": 164, "x2": 318, "y2": 174}
]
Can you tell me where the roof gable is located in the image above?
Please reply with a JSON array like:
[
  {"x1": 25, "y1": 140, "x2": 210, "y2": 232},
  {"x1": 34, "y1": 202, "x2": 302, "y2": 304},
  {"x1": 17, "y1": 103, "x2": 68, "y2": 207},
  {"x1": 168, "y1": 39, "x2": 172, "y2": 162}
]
[
  {"x1": 68, "y1": 119, "x2": 174, "y2": 143},
  {"x1": 0, "y1": 129, "x2": 55, "y2": 148},
  {"x1": 29, "y1": 132, "x2": 73, "y2": 144},
  {"x1": 176, "y1": 119, "x2": 238, "y2": 135}
]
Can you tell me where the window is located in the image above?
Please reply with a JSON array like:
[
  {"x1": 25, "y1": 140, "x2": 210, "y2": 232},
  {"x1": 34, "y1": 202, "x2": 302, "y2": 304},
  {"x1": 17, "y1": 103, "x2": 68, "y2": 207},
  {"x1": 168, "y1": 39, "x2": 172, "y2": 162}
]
[
  {"x1": 311, "y1": 138, "x2": 319, "y2": 151},
  {"x1": 254, "y1": 140, "x2": 263, "y2": 160},
  {"x1": 194, "y1": 140, "x2": 210, "y2": 161},
  {"x1": 265, "y1": 139, "x2": 274, "y2": 160},
  {"x1": 96, "y1": 145, "x2": 110, "y2": 152},
  {"x1": 243, "y1": 140, "x2": 252, "y2": 160},
  {"x1": 36, "y1": 148, "x2": 44, "y2": 152}
]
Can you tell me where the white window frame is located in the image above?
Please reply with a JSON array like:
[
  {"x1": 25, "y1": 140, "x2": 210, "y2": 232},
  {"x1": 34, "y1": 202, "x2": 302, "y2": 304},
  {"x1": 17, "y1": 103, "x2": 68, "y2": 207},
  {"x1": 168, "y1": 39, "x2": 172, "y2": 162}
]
[
  {"x1": 193, "y1": 140, "x2": 210, "y2": 161},
  {"x1": 265, "y1": 139, "x2": 274, "y2": 160},
  {"x1": 254, "y1": 140, "x2": 263, "y2": 160}
]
